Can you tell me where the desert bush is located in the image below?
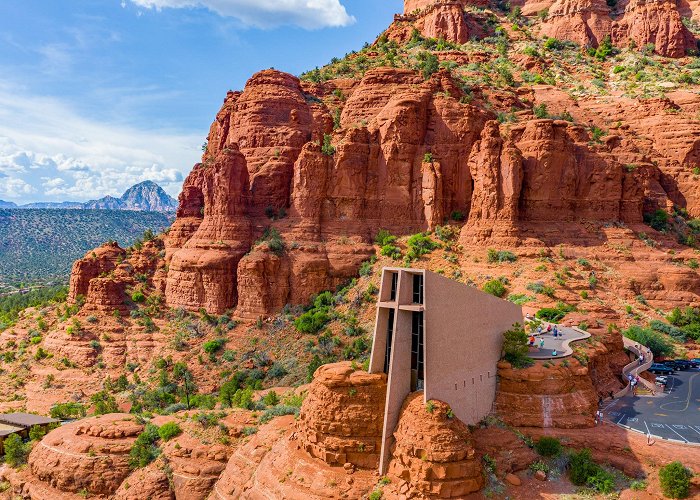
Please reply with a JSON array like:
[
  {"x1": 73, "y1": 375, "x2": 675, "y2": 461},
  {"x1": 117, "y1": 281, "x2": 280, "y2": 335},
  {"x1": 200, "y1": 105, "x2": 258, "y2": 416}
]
[
  {"x1": 483, "y1": 279, "x2": 507, "y2": 298},
  {"x1": 487, "y1": 249, "x2": 517, "y2": 263},
  {"x1": 157, "y1": 422, "x2": 182, "y2": 441},
  {"x1": 659, "y1": 461, "x2": 692, "y2": 498},
  {"x1": 534, "y1": 437, "x2": 562, "y2": 457},
  {"x1": 129, "y1": 424, "x2": 161, "y2": 469}
]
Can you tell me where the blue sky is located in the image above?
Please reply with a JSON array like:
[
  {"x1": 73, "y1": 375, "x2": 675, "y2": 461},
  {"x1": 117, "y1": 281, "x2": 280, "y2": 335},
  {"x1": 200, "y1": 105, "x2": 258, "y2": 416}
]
[{"x1": 0, "y1": 0, "x2": 402, "y2": 203}]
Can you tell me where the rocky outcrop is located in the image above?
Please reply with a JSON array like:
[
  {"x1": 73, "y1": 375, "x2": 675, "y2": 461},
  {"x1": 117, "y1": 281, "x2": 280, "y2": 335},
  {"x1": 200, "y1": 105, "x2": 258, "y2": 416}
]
[
  {"x1": 463, "y1": 119, "x2": 643, "y2": 242},
  {"x1": 542, "y1": 0, "x2": 696, "y2": 57},
  {"x1": 612, "y1": 0, "x2": 697, "y2": 58},
  {"x1": 386, "y1": 393, "x2": 484, "y2": 498},
  {"x1": 212, "y1": 416, "x2": 378, "y2": 499},
  {"x1": 113, "y1": 461, "x2": 174, "y2": 500},
  {"x1": 22, "y1": 414, "x2": 142, "y2": 497},
  {"x1": 68, "y1": 243, "x2": 126, "y2": 304},
  {"x1": 541, "y1": 0, "x2": 613, "y2": 47},
  {"x1": 296, "y1": 362, "x2": 387, "y2": 469},
  {"x1": 495, "y1": 360, "x2": 598, "y2": 428}
]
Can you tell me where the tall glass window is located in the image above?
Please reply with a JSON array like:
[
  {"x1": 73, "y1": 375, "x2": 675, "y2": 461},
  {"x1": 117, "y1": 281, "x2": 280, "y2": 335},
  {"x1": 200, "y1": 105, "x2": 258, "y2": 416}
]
[
  {"x1": 390, "y1": 273, "x2": 398, "y2": 301},
  {"x1": 383, "y1": 309, "x2": 395, "y2": 373},
  {"x1": 412, "y1": 274, "x2": 424, "y2": 304},
  {"x1": 411, "y1": 311, "x2": 424, "y2": 391}
]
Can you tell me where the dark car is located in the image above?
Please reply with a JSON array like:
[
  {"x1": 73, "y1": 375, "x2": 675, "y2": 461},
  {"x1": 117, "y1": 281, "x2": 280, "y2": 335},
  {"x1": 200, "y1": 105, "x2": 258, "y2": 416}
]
[
  {"x1": 673, "y1": 360, "x2": 694, "y2": 370},
  {"x1": 650, "y1": 363, "x2": 675, "y2": 375}
]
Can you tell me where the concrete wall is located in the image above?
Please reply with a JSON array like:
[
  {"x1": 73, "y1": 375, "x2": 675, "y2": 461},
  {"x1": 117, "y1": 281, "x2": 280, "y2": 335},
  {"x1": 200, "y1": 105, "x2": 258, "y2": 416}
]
[
  {"x1": 424, "y1": 271, "x2": 522, "y2": 425},
  {"x1": 370, "y1": 268, "x2": 522, "y2": 474}
]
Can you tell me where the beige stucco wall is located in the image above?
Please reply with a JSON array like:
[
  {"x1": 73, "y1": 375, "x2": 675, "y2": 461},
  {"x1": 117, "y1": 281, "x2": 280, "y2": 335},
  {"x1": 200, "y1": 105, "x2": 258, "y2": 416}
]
[{"x1": 424, "y1": 271, "x2": 522, "y2": 425}]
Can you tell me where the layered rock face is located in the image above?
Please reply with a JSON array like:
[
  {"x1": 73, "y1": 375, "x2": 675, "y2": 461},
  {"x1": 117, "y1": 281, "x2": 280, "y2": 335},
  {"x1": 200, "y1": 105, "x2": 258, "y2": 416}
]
[
  {"x1": 542, "y1": 0, "x2": 696, "y2": 56},
  {"x1": 19, "y1": 414, "x2": 142, "y2": 497},
  {"x1": 463, "y1": 119, "x2": 643, "y2": 242},
  {"x1": 296, "y1": 362, "x2": 387, "y2": 469},
  {"x1": 68, "y1": 242, "x2": 126, "y2": 304},
  {"x1": 495, "y1": 360, "x2": 599, "y2": 428},
  {"x1": 158, "y1": 67, "x2": 492, "y2": 317},
  {"x1": 386, "y1": 393, "x2": 484, "y2": 498}
]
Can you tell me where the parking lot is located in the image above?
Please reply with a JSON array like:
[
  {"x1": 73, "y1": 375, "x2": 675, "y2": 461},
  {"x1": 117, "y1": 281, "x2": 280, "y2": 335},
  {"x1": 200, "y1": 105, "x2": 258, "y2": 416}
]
[{"x1": 603, "y1": 368, "x2": 700, "y2": 445}]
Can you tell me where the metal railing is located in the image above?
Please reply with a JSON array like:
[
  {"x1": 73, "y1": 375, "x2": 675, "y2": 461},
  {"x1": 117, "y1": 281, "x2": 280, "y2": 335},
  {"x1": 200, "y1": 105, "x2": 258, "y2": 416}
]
[{"x1": 613, "y1": 337, "x2": 655, "y2": 398}]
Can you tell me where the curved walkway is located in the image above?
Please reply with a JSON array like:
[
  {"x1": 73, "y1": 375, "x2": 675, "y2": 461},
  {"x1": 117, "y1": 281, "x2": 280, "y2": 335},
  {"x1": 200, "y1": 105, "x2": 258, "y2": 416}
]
[
  {"x1": 526, "y1": 322, "x2": 591, "y2": 360},
  {"x1": 614, "y1": 337, "x2": 655, "y2": 398}
]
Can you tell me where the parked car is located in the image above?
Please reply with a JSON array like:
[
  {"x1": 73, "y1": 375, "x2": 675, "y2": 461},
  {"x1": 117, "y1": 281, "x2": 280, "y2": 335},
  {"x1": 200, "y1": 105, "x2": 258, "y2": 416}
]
[
  {"x1": 673, "y1": 360, "x2": 694, "y2": 370},
  {"x1": 650, "y1": 363, "x2": 675, "y2": 375},
  {"x1": 661, "y1": 361, "x2": 684, "y2": 371},
  {"x1": 655, "y1": 376, "x2": 668, "y2": 385}
]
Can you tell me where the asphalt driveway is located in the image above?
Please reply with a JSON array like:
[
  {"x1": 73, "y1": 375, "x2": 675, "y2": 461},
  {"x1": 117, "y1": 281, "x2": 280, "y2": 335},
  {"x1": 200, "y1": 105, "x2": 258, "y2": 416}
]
[{"x1": 603, "y1": 367, "x2": 700, "y2": 445}]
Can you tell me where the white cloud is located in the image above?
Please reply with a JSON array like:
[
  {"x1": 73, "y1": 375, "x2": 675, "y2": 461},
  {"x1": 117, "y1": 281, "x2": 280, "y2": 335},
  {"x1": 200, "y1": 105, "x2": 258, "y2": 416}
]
[
  {"x1": 0, "y1": 177, "x2": 36, "y2": 198},
  {"x1": 128, "y1": 0, "x2": 355, "y2": 29},
  {"x1": 0, "y1": 80, "x2": 201, "y2": 203}
]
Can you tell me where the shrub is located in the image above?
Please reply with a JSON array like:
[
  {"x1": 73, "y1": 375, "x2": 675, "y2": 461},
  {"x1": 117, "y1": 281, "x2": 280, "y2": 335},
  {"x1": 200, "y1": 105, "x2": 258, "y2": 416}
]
[
  {"x1": 502, "y1": 323, "x2": 533, "y2": 368},
  {"x1": 3, "y1": 434, "x2": 29, "y2": 467},
  {"x1": 258, "y1": 404, "x2": 300, "y2": 424},
  {"x1": 91, "y1": 390, "x2": 118, "y2": 415},
  {"x1": 543, "y1": 37, "x2": 563, "y2": 50},
  {"x1": 321, "y1": 134, "x2": 335, "y2": 156},
  {"x1": 533, "y1": 103, "x2": 549, "y2": 118},
  {"x1": 450, "y1": 211, "x2": 465, "y2": 222},
  {"x1": 423, "y1": 152, "x2": 434, "y2": 163},
  {"x1": 487, "y1": 249, "x2": 517, "y2": 263},
  {"x1": 158, "y1": 422, "x2": 182, "y2": 441},
  {"x1": 263, "y1": 390, "x2": 280, "y2": 406},
  {"x1": 294, "y1": 309, "x2": 330, "y2": 334},
  {"x1": 129, "y1": 424, "x2": 161, "y2": 469},
  {"x1": 50, "y1": 402, "x2": 86, "y2": 420},
  {"x1": 659, "y1": 462, "x2": 692, "y2": 499},
  {"x1": 527, "y1": 282, "x2": 556, "y2": 297},
  {"x1": 417, "y1": 51, "x2": 439, "y2": 79},
  {"x1": 534, "y1": 437, "x2": 562, "y2": 457},
  {"x1": 381, "y1": 244, "x2": 402, "y2": 260},
  {"x1": 624, "y1": 325, "x2": 674, "y2": 358},
  {"x1": 569, "y1": 449, "x2": 600, "y2": 486},
  {"x1": 375, "y1": 229, "x2": 396, "y2": 247},
  {"x1": 483, "y1": 279, "x2": 507, "y2": 298},
  {"x1": 644, "y1": 209, "x2": 669, "y2": 232},
  {"x1": 406, "y1": 233, "x2": 438, "y2": 260},
  {"x1": 649, "y1": 320, "x2": 686, "y2": 342},
  {"x1": 203, "y1": 338, "x2": 226, "y2": 355},
  {"x1": 131, "y1": 291, "x2": 145, "y2": 303}
]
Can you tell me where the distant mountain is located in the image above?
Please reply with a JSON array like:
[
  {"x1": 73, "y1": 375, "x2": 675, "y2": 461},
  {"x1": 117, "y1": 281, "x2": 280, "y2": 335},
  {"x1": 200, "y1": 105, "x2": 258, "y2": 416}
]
[
  {"x1": 121, "y1": 180, "x2": 179, "y2": 211},
  {"x1": 0, "y1": 209, "x2": 173, "y2": 285},
  {"x1": 21, "y1": 201, "x2": 84, "y2": 209},
  {"x1": 8, "y1": 181, "x2": 178, "y2": 212}
]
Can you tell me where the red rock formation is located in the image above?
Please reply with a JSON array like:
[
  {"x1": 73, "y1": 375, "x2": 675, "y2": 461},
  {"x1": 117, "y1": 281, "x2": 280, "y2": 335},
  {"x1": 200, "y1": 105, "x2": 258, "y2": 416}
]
[
  {"x1": 495, "y1": 360, "x2": 598, "y2": 428},
  {"x1": 68, "y1": 243, "x2": 126, "y2": 304},
  {"x1": 541, "y1": 0, "x2": 613, "y2": 47},
  {"x1": 212, "y1": 416, "x2": 378, "y2": 499},
  {"x1": 385, "y1": 393, "x2": 484, "y2": 498},
  {"x1": 612, "y1": 0, "x2": 697, "y2": 57},
  {"x1": 296, "y1": 362, "x2": 387, "y2": 469},
  {"x1": 542, "y1": 0, "x2": 696, "y2": 56},
  {"x1": 20, "y1": 414, "x2": 142, "y2": 497},
  {"x1": 113, "y1": 461, "x2": 174, "y2": 500}
]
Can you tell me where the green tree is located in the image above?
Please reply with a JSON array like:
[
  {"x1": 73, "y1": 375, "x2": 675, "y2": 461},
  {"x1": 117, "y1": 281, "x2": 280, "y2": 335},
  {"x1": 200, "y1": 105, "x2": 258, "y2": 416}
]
[
  {"x1": 502, "y1": 323, "x2": 532, "y2": 367},
  {"x1": 129, "y1": 424, "x2": 161, "y2": 469},
  {"x1": 3, "y1": 434, "x2": 28, "y2": 467},
  {"x1": 659, "y1": 462, "x2": 692, "y2": 499},
  {"x1": 91, "y1": 390, "x2": 118, "y2": 415}
]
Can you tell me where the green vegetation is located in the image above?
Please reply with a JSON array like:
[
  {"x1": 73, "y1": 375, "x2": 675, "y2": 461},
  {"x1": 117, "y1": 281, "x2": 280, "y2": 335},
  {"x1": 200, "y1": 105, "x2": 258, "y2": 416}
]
[
  {"x1": 157, "y1": 422, "x2": 182, "y2": 441},
  {"x1": 129, "y1": 424, "x2": 161, "y2": 469},
  {"x1": 536, "y1": 302, "x2": 576, "y2": 322},
  {"x1": 0, "y1": 209, "x2": 170, "y2": 285},
  {"x1": 406, "y1": 233, "x2": 438, "y2": 261},
  {"x1": 487, "y1": 249, "x2": 517, "y2": 263},
  {"x1": 0, "y1": 285, "x2": 68, "y2": 331},
  {"x1": 502, "y1": 323, "x2": 533, "y2": 368},
  {"x1": 3, "y1": 434, "x2": 29, "y2": 467},
  {"x1": 527, "y1": 282, "x2": 555, "y2": 298},
  {"x1": 376, "y1": 230, "x2": 402, "y2": 260},
  {"x1": 50, "y1": 402, "x2": 87, "y2": 420},
  {"x1": 644, "y1": 209, "x2": 669, "y2": 232},
  {"x1": 534, "y1": 436, "x2": 562, "y2": 457},
  {"x1": 659, "y1": 461, "x2": 692, "y2": 499},
  {"x1": 321, "y1": 134, "x2": 336, "y2": 156},
  {"x1": 483, "y1": 279, "x2": 507, "y2": 298},
  {"x1": 623, "y1": 325, "x2": 674, "y2": 358},
  {"x1": 294, "y1": 291, "x2": 334, "y2": 334},
  {"x1": 666, "y1": 307, "x2": 700, "y2": 341},
  {"x1": 91, "y1": 390, "x2": 119, "y2": 415},
  {"x1": 568, "y1": 449, "x2": 615, "y2": 494}
]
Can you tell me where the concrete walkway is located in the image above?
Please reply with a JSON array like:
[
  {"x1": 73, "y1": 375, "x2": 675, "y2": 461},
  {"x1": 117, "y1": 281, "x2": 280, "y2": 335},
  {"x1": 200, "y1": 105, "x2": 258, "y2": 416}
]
[{"x1": 526, "y1": 322, "x2": 591, "y2": 360}]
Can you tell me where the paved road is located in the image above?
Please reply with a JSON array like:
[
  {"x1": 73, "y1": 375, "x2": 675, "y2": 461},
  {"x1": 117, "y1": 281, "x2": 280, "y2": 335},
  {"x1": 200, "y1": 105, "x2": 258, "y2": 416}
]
[
  {"x1": 527, "y1": 323, "x2": 590, "y2": 360},
  {"x1": 603, "y1": 368, "x2": 700, "y2": 445}
]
